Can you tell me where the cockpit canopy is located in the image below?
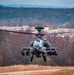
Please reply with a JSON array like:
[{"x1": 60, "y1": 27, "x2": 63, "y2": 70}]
[{"x1": 33, "y1": 38, "x2": 43, "y2": 48}]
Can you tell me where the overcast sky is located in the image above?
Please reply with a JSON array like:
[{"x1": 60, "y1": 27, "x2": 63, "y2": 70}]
[{"x1": 0, "y1": 0, "x2": 74, "y2": 8}]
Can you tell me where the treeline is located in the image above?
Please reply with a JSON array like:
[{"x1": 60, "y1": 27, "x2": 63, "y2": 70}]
[
  {"x1": 62, "y1": 19, "x2": 74, "y2": 28},
  {"x1": 0, "y1": 6, "x2": 74, "y2": 26},
  {"x1": 0, "y1": 28, "x2": 74, "y2": 66}
]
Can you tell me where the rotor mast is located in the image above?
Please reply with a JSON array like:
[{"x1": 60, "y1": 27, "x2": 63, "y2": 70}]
[
  {"x1": 35, "y1": 27, "x2": 44, "y2": 38},
  {"x1": 35, "y1": 27, "x2": 44, "y2": 33}
]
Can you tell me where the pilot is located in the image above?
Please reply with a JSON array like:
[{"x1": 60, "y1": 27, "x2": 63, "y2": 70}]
[
  {"x1": 30, "y1": 38, "x2": 43, "y2": 48},
  {"x1": 43, "y1": 38, "x2": 51, "y2": 47},
  {"x1": 33, "y1": 38, "x2": 43, "y2": 48}
]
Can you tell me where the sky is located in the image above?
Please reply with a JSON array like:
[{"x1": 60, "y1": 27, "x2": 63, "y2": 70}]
[{"x1": 0, "y1": 0, "x2": 74, "y2": 8}]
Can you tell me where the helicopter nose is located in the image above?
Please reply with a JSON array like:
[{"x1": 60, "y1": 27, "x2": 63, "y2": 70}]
[
  {"x1": 34, "y1": 46, "x2": 40, "y2": 50},
  {"x1": 34, "y1": 47, "x2": 39, "y2": 50}
]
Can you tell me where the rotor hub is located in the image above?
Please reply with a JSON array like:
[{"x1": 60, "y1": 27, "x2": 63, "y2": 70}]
[{"x1": 35, "y1": 27, "x2": 44, "y2": 33}]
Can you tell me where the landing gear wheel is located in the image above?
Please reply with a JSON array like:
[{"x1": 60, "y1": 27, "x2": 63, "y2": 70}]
[
  {"x1": 42, "y1": 54, "x2": 47, "y2": 62},
  {"x1": 31, "y1": 54, "x2": 34, "y2": 62}
]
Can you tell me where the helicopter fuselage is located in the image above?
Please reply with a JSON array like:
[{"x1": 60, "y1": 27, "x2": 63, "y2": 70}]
[
  {"x1": 21, "y1": 37, "x2": 57, "y2": 62},
  {"x1": 21, "y1": 27, "x2": 58, "y2": 62},
  {"x1": 31, "y1": 38, "x2": 48, "y2": 53}
]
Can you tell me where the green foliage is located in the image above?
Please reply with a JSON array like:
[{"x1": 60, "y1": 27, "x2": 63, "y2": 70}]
[{"x1": 0, "y1": 7, "x2": 74, "y2": 26}]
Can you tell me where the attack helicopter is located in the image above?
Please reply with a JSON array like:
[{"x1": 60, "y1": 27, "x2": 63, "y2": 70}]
[
  {"x1": 0, "y1": 26, "x2": 59, "y2": 62},
  {"x1": 21, "y1": 27, "x2": 58, "y2": 62}
]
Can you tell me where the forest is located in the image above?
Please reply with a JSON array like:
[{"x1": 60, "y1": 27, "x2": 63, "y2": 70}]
[
  {"x1": 0, "y1": 27, "x2": 74, "y2": 66},
  {"x1": 0, "y1": 6, "x2": 74, "y2": 26}
]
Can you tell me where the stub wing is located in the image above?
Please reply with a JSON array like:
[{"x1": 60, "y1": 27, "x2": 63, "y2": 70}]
[
  {"x1": 21, "y1": 47, "x2": 58, "y2": 56},
  {"x1": 46, "y1": 47, "x2": 58, "y2": 52},
  {"x1": 21, "y1": 47, "x2": 33, "y2": 56},
  {"x1": 21, "y1": 47, "x2": 30, "y2": 51},
  {"x1": 46, "y1": 47, "x2": 58, "y2": 56}
]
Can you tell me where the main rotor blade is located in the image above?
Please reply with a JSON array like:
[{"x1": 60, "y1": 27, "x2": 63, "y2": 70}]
[
  {"x1": 0, "y1": 29, "x2": 36, "y2": 35},
  {"x1": 0, "y1": 29, "x2": 72, "y2": 35},
  {"x1": 48, "y1": 32, "x2": 72, "y2": 35}
]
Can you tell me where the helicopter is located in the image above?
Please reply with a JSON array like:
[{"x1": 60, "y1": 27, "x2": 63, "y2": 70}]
[
  {"x1": 21, "y1": 27, "x2": 59, "y2": 62},
  {"x1": 0, "y1": 26, "x2": 59, "y2": 62}
]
